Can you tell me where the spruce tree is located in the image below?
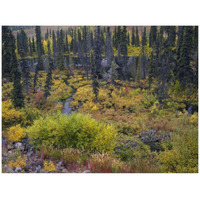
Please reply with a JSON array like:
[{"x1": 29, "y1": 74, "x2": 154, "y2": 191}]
[
  {"x1": 94, "y1": 26, "x2": 102, "y2": 79},
  {"x1": 193, "y1": 26, "x2": 198, "y2": 52},
  {"x1": 17, "y1": 32, "x2": 20, "y2": 54},
  {"x1": 35, "y1": 26, "x2": 44, "y2": 55},
  {"x1": 101, "y1": 30, "x2": 105, "y2": 55},
  {"x1": 149, "y1": 26, "x2": 157, "y2": 47},
  {"x1": 86, "y1": 27, "x2": 91, "y2": 55},
  {"x1": 131, "y1": 27, "x2": 135, "y2": 46},
  {"x1": 142, "y1": 27, "x2": 147, "y2": 46},
  {"x1": 177, "y1": 26, "x2": 194, "y2": 89},
  {"x1": 135, "y1": 27, "x2": 140, "y2": 46},
  {"x1": 17, "y1": 29, "x2": 29, "y2": 57},
  {"x1": 127, "y1": 32, "x2": 130, "y2": 46},
  {"x1": 193, "y1": 26, "x2": 198, "y2": 88},
  {"x1": 141, "y1": 27, "x2": 147, "y2": 79},
  {"x1": 158, "y1": 27, "x2": 174, "y2": 99},
  {"x1": 52, "y1": 30, "x2": 57, "y2": 64},
  {"x1": 73, "y1": 28, "x2": 77, "y2": 55},
  {"x1": 32, "y1": 36, "x2": 36, "y2": 52},
  {"x1": 120, "y1": 26, "x2": 128, "y2": 56},
  {"x1": 105, "y1": 27, "x2": 114, "y2": 69},
  {"x1": 56, "y1": 29, "x2": 65, "y2": 70},
  {"x1": 65, "y1": 33, "x2": 69, "y2": 54},
  {"x1": 35, "y1": 26, "x2": 44, "y2": 70},
  {"x1": 91, "y1": 30, "x2": 94, "y2": 49},
  {"x1": 44, "y1": 40, "x2": 54, "y2": 98},
  {"x1": 117, "y1": 26, "x2": 121, "y2": 47},
  {"x1": 82, "y1": 26, "x2": 87, "y2": 54},
  {"x1": 10, "y1": 30, "x2": 24, "y2": 108},
  {"x1": 2, "y1": 26, "x2": 12, "y2": 78},
  {"x1": 113, "y1": 26, "x2": 117, "y2": 48},
  {"x1": 29, "y1": 38, "x2": 33, "y2": 56}
]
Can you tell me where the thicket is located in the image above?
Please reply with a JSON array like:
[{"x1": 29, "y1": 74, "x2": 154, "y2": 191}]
[{"x1": 27, "y1": 112, "x2": 117, "y2": 154}]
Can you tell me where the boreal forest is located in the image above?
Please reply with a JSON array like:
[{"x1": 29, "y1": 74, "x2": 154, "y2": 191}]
[{"x1": 2, "y1": 25, "x2": 198, "y2": 173}]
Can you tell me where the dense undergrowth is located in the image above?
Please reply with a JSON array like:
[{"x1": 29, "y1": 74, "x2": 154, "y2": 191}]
[{"x1": 2, "y1": 69, "x2": 198, "y2": 173}]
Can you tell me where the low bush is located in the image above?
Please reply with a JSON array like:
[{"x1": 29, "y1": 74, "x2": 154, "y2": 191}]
[
  {"x1": 159, "y1": 114, "x2": 198, "y2": 173},
  {"x1": 20, "y1": 106, "x2": 41, "y2": 127},
  {"x1": 43, "y1": 160, "x2": 56, "y2": 172},
  {"x1": 27, "y1": 112, "x2": 117, "y2": 154},
  {"x1": 6, "y1": 125, "x2": 26, "y2": 142},
  {"x1": 2, "y1": 100, "x2": 24, "y2": 129},
  {"x1": 7, "y1": 156, "x2": 26, "y2": 172}
]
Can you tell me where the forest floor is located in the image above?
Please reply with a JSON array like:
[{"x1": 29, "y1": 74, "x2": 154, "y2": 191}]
[{"x1": 2, "y1": 69, "x2": 198, "y2": 173}]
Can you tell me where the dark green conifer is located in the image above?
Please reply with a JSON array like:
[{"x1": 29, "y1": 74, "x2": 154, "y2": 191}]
[
  {"x1": 10, "y1": 30, "x2": 24, "y2": 108},
  {"x1": 44, "y1": 40, "x2": 54, "y2": 98},
  {"x1": 135, "y1": 27, "x2": 140, "y2": 46},
  {"x1": 2, "y1": 26, "x2": 12, "y2": 78},
  {"x1": 131, "y1": 27, "x2": 135, "y2": 46}
]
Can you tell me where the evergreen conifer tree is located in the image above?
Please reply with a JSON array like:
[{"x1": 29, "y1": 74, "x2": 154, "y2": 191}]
[
  {"x1": 65, "y1": 33, "x2": 69, "y2": 54},
  {"x1": 32, "y1": 36, "x2": 36, "y2": 52},
  {"x1": 35, "y1": 26, "x2": 44, "y2": 70},
  {"x1": 2, "y1": 26, "x2": 12, "y2": 78},
  {"x1": 131, "y1": 27, "x2": 135, "y2": 46},
  {"x1": 120, "y1": 26, "x2": 128, "y2": 56},
  {"x1": 94, "y1": 26, "x2": 102, "y2": 79},
  {"x1": 135, "y1": 27, "x2": 140, "y2": 46},
  {"x1": 149, "y1": 26, "x2": 157, "y2": 47},
  {"x1": 10, "y1": 30, "x2": 24, "y2": 108},
  {"x1": 44, "y1": 40, "x2": 54, "y2": 98}
]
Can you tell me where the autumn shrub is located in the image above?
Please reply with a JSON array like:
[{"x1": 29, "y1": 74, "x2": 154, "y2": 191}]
[
  {"x1": 2, "y1": 82, "x2": 13, "y2": 100},
  {"x1": 2, "y1": 100, "x2": 24, "y2": 129},
  {"x1": 43, "y1": 160, "x2": 56, "y2": 172},
  {"x1": 20, "y1": 106, "x2": 41, "y2": 127},
  {"x1": 73, "y1": 86, "x2": 94, "y2": 102},
  {"x1": 33, "y1": 91, "x2": 45, "y2": 107},
  {"x1": 27, "y1": 112, "x2": 117, "y2": 154},
  {"x1": 114, "y1": 138, "x2": 152, "y2": 162},
  {"x1": 142, "y1": 90, "x2": 157, "y2": 108},
  {"x1": 7, "y1": 156, "x2": 26, "y2": 172},
  {"x1": 6, "y1": 125, "x2": 26, "y2": 142},
  {"x1": 159, "y1": 114, "x2": 198, "y2": 173},
  {"x1": 82, "y1": 101, "x2": 99, "y2": 111}
]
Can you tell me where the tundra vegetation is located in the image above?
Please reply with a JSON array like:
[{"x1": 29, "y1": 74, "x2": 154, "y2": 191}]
[{"x1": 2, "y1": 26, "x2": 198, "y2": 173}]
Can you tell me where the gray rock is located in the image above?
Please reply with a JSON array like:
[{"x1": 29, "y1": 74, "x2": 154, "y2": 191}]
[
  {"x1": 82, "y1": 170, "x2": 91, "y2": 173},
  {"x1": 36, "y1": 165, "x2": 41, "y2": 172},
  {"x1": 58, "y1": 161, "x2": 63, "y2": 166},
  {"x1": 139, "y1": 130, "x2": 170, "y2": 143},
  {"x1": 62, "y1": 169, "x2": 68, "y2": 173},
  {"x1": 188, "y1": 105, "x2": 194, "y2": 115},
  {"x1": 14, "y1": 142, "x2": 22, "y2": 149},
  {"x1": 15, "y1": 167, "x2": 22, "y2": 172},
  {"x1": 2, "y1": 138, "x2": 7, "y2": 145}
]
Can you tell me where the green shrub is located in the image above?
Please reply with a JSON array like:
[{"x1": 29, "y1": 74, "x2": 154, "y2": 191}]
[
  {"x1": 159, "y1": 117, "x2": 198, "y2": 173},
  {"x1": 114, "y1": 139, "x2": 151, "y2": 161},
  {"x1": 27, "y1": 112, "x2": 117, "y2": 154},
  {"x1": 21, "y1": 106, "x2": 41, "y2": 127}
]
